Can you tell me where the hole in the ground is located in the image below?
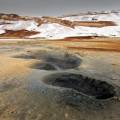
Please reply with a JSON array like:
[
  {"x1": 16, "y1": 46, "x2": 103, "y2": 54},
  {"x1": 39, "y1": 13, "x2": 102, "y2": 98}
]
[
  {"x1": 44, "y1": 53, "x2": 81, "y2": 69},
  {"x1": 14, "y1": 51, "x2": 81, "y2": 70},
  {"x1": 31, "y1": 62, "x2": 57, "y2": 70},
  {"x1": 44, "y1": 73, "x2": 115, "y2": 100}
]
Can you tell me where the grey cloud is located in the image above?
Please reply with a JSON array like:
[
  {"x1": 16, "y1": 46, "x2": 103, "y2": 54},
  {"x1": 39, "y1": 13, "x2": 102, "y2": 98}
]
[{"x1": 0, "y1": 0, "x2": 120, "y2": 16}]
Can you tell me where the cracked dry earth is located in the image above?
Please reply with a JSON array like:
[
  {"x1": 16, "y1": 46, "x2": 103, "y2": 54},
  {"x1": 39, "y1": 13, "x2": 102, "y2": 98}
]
[{"x1": 0, "y1": 37, "x2": 120, "y2": 120}]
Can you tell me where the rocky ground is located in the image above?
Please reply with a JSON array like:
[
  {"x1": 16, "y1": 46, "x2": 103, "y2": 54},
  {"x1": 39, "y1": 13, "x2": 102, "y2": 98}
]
[{"x1": 0, "y1": 37, "x2": 120, "y2": 120}]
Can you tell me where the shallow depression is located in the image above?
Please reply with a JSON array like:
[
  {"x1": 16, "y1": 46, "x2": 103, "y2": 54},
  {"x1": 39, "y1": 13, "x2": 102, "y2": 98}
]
[
  {"x1": 15, "y1": 51, "x2": 81, "y2": 70},
  {"x1": 44, "y1": 73, "x2": 116, "y2": 100}
]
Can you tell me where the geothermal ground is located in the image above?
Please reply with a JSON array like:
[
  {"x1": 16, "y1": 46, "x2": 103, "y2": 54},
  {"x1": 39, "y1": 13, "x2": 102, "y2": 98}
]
[{"x1": 0, "y1": 37, "x2": 120, "y2": 120}]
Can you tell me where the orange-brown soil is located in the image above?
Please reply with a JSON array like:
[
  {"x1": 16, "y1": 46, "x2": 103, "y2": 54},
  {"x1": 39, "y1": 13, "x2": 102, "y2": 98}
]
[
  {"x1": 42, "y1": 16, "x2": 116, "y2": 28},
  {"x1": 36, "y1": 37, "x2": 120, "y2": 53},
  {"x1": 0, "y1": 37, "x2": 120, "y2": 53},
  {"x1": 0, "y1": 30, "x2": 39, "y2": 38},
  {"x1": 73, "y1": 21, "x2": 116, "y2": 27}
]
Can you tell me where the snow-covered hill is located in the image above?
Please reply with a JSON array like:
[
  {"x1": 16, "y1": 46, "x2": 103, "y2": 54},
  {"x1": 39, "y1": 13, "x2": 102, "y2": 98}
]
[{"x1": 0, "y1": 11, "x2": 120, "y2": 39}]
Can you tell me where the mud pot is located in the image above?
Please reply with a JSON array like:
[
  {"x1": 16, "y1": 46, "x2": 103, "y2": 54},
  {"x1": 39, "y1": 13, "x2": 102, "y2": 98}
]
[
  {"x1": 15, "y1": 51, "x2": 81, "y2": 70},
  {"x1": 44, "y1": 73, "x2": 116, "y2": 100}
]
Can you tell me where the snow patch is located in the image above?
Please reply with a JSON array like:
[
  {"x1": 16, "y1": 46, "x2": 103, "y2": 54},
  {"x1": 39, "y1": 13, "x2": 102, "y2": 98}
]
[{"x1": 30, "y1": 23, "x2": 76, "y2": 39}]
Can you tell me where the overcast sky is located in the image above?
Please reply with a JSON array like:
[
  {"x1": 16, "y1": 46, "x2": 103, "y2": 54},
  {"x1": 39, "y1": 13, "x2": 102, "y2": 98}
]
[{"x1": 0, "y1": 0, "x2": 120, "y2": 16}]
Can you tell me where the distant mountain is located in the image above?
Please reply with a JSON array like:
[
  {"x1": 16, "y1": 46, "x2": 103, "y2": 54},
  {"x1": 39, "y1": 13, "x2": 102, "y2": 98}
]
[{"x1": 0, "y1": 11, "x2": 120, "y2": 39}]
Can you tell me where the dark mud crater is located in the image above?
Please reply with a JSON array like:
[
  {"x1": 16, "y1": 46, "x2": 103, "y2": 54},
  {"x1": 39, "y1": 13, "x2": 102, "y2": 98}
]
[
  {"x1": 44, "y1": 73, "x2": 116, "y2": 100},
  {"x1": 15, "y1": 51, "x2": 81, "y2": 70},
  {"x1": 43, "y1": 53, "x2": 81, "y2": 70}
]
